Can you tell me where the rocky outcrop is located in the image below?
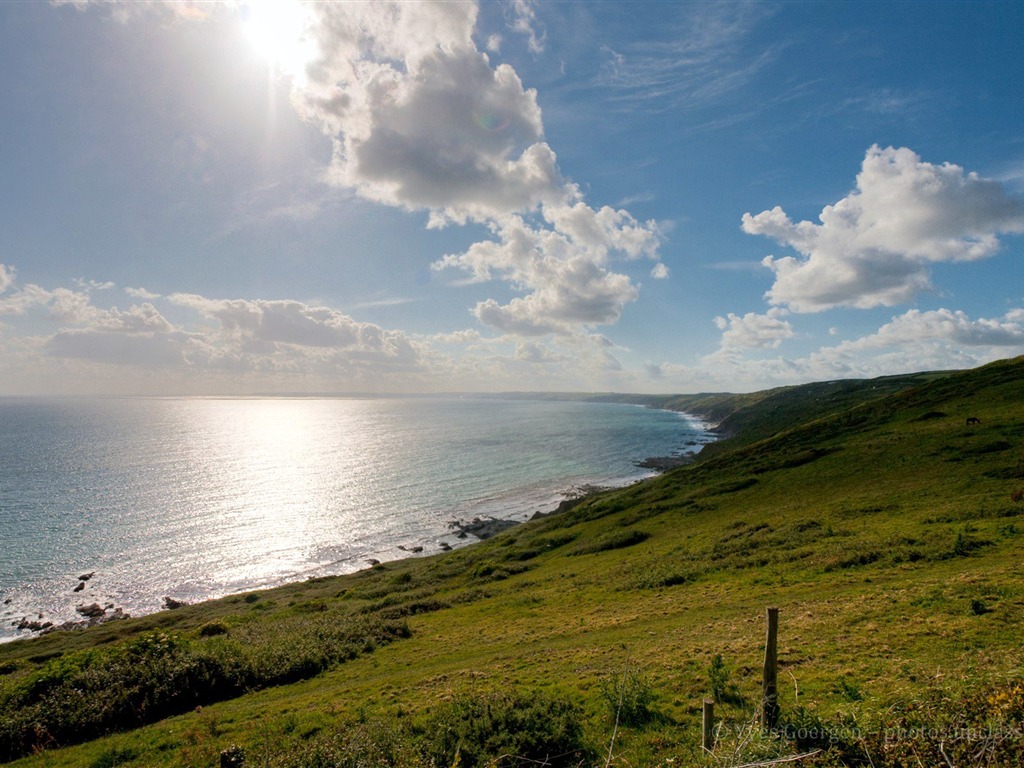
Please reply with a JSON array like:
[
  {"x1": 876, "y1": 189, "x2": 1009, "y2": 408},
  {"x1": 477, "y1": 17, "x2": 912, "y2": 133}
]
[
  {"x1": 448, "y1": 516, "x2": 519, "y2": 540},
  {"x1": 635, "y1": 455, "x2": 694, "y2": 471},
  {"x1": 77, "y1": 602, "x2": 106, "y2": 618}
]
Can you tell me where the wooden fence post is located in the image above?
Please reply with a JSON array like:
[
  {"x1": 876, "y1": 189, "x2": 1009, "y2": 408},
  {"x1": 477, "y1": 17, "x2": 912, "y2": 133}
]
[
  {"x1": 702, "y1": 699, "x2": 715, "y2": 752},
  {"x1": 762, "y1": 606, "x2": 779, "y2": 730}
]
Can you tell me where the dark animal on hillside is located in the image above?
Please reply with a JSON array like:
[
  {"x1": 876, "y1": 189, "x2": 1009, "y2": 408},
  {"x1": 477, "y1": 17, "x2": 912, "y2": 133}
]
[{"x1": 966, "y1": 416, "x2": 981, "y2": 425}]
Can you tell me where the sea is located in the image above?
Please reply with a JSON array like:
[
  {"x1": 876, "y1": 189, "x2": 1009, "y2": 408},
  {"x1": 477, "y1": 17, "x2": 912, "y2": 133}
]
[{"x1": 0, "y1": 396, "x2": 713, "y2": 642}]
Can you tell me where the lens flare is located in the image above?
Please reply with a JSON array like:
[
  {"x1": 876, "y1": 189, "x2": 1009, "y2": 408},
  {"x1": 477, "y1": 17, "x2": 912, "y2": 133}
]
[
  {"x1": 241, "y1": 0, "x2": 315, "y2": 81},
  {"x1": 473, "y1": 109, "x2": 510, "y2": 133}
]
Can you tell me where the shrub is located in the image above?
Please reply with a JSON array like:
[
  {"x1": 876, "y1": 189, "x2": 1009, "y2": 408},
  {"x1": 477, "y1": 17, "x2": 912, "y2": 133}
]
[
  {"x1": 708, "y1": 654, "x2": 741, "y2": 705},
  {"x1": 198, "y1": 620, "x2": 230, "y2": 637},
  {"x1": 572, "y1": 529, "x2": 651, "y2": 555},
  {"x1": 599, "y1": 665, "x2": 657, "y2": 728},
  {"x1": 422, "y1": 690, "x2": 591, "y2": 768},
  {"x1": 0, "y1": 616, "x2": 412, "y2": 761}
]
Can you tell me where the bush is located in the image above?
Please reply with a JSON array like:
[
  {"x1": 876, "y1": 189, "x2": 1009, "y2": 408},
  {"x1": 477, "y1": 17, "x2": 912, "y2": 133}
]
[
  {"x1": 599, "y1": 665, "x2": 657, "y2": 728},
  {"x1": 0, "y1": 616, "x2": 412, "y2": 762},
  {"x1": 572, "y1": 529, "x2": 651, "y2": 555},
  {"x1": 422, "y1": 690, "x2": 591, "y2": 768},
  {"x1": 708, "y1": 654, "x2": 741, "y2": 705}
]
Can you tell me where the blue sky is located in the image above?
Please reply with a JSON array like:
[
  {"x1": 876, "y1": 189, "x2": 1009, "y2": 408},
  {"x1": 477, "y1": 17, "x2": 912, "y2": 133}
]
[{"x1": 1, "y1": 0, "x2": 1022, "y2": 395}]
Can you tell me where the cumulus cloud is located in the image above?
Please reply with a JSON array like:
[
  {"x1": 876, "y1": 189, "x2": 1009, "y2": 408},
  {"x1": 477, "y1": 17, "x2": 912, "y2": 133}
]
[
  {"x1": 436, "y1": 208, "x2": 659, "y2": 336},
  {"x1": 46, "y1": 329, "x2": 192, "y2": 367},
  {"x1": 291, "y1": 1, "x2": 564, "y2": 223},
  {"x1": 168, "y1": 294, "x2": 418, "y2": 365},
  {"x1": 842, "y1": 308, "x2": 1024, "y2": 351},
  {"x1": 56, "y1": 0, "x2": 667, "y2": 363},
  {"x1": 125, "y1": 286, "x2": 161, "y2": 300},
  {"x1": 0, "y1": 284, "x2": 53, "y2": 317},
  {"x1": 0, "y1": 264, "x2": 13, "y2": 294},
  {"x1": 650, "y1": 263, "x2": 670, "y2": 279},
  {"x1": 744, "y1": 145, "x2": 1024, "y2": 312},
  {"x1": 288, "y1": 1, "x2": 665, "y2": 334},
  {"x1": 687, "y1": 305, "x2": 1024, "y2": 393},
  {"x1": 714, "y1": 309, "x2": 793, "y2": 349}
]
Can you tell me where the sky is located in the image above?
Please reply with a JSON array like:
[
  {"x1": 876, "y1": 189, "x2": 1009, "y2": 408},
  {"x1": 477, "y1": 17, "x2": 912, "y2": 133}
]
[{"x1": 1, "y1": 0, "x2": 1023, "y2": 396}]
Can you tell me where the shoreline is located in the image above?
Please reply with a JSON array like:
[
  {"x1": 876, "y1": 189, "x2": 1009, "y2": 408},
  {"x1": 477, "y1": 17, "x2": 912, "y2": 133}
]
[
  {"x1": 2, "y1": 483, "x2": 614, "y2": 643},
  {"x1": 2, "y1": 408, "x2": 714, "y2": 644},
  {"x1": 3, "y1": 469, "x2": 682, "y2": 644}
]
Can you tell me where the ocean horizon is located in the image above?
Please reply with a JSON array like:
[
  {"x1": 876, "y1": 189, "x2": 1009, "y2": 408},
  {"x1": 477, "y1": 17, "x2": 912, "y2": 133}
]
[{"x1": 0, "y1": 395, "x2": 712, "y2": 642}]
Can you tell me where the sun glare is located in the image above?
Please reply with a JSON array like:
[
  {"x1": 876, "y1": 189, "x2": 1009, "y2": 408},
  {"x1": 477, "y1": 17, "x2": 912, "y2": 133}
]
[{"x1": 241, "y1": 0, "x2": 315, "y2": 80}]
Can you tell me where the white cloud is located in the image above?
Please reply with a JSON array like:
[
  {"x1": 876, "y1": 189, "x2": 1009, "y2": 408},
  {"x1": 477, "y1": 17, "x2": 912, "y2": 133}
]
[
  {"x1": 73, "y1": 278, "x2": 115, "y2": 291},
  {"x1": 46, "y1": 329, "x2": 192, "y2": 367},
  {"x1": 125, "y1": 286, "x2": 161, "y2": 300},
  {"x1": 435, "y1": 211, "x2": 659, "y2": 336},
  {"x1": 290, "y1": 1, "x2": 667, "y2": 337},
  {"x1": 0, "y1": 284, "x2": 53, "y2": 317},
  {"x1": 650, "y1": 263, "x2": 670, "y2": 279},
  {"x1": 744, "y1": 145, "x2": 1024, "y2": 312},
  {"x1": 515, "y1": 340, "x2": 561, "y2": 364},
  {"x1": 680, "y1": 306, "x2": 1024, "y2": 393},
  {"x1": 291, "y1": 2, "x2": 565, "y2": 224},
  {"x1": 841, "y1": 308, "x2": 1024, "y2": 350},
  {"x1": 167, "y1": 294, "x2": 418, "y2": 360},
  {"x1": 0, "y1": 264, "x2": 13, "y2": 294},
  {"x1": 714, "y1": 309, "x2": 793, "y2": 349},
  {"x1": 57, "y1": 0, "x2": 667, "y2": 353},
  {"x1": 507, "y1": 0, "x2": 546, "y2": 54}
]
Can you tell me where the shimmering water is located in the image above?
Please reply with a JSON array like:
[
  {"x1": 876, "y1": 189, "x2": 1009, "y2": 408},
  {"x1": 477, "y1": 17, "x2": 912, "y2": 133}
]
[{"x1": 0, "y1": 397, "x2": 711, "y2": 640}]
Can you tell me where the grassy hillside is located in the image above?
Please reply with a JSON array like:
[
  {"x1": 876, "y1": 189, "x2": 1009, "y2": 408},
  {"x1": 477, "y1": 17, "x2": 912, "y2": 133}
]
[{"x1": 2, "y1": 357, "x2": 1023, "y2": 767}]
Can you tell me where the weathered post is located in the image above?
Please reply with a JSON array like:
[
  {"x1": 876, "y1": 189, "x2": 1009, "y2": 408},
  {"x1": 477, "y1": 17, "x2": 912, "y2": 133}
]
[
  {"x1": 761, "y1": 606, "x2": 779, "y2": 730},
  {"x1": 702, "y1": 699, "x2": 715, "y2": 752}
]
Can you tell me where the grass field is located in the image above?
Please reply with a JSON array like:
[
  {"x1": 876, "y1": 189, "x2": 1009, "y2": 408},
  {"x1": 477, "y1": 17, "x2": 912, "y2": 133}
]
[{"x1": 2, "y1": 356, "x2": 1022, "y2": 767}]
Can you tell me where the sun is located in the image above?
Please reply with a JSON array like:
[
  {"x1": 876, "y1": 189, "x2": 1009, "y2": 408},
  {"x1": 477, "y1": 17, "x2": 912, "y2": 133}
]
[{"x1": 241, "y1": 0, "x2": 316, "y2": 81}]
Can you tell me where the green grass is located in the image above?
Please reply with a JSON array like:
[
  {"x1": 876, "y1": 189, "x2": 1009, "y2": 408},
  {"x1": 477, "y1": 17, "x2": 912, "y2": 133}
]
[{"x1": 2, "y1": 356, "x2": 1023, "y2": 766}]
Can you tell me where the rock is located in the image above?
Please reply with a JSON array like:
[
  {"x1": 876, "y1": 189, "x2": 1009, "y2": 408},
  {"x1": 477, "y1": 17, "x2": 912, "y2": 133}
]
[
  {"x1": 635, "y1": 455, "x2": 692, "y2": 471},
  {"x1": 438, "y1": 542, "x2": 452, "y2": 551},
  {"x1": 448, "y1": 516, "x2": 519, "y2": 540},
  {"x1": 409, "y1": 546, "x2": 423, "y2": 553},
  {"x1": 41, "y1": 607, "x2": 128, "y2": 634},
  {"x1": 163, "y1": 597, "x2": 188, "y2": 610},
  {"x1": 78, "y1": 572, "x2": 95, "y2": 582},
  {"x1": 16, "y1": 618, "x2": 53, "y2": 632},
  {"x1": 76, "y1": 603, "x2": 105, "y2": 618},
  {"x1": 366, "y1": 558, "x2": 380, "y2": 566},
  {"x1": 73, "y1": 581, "x2": 86, "y2": 592}
]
